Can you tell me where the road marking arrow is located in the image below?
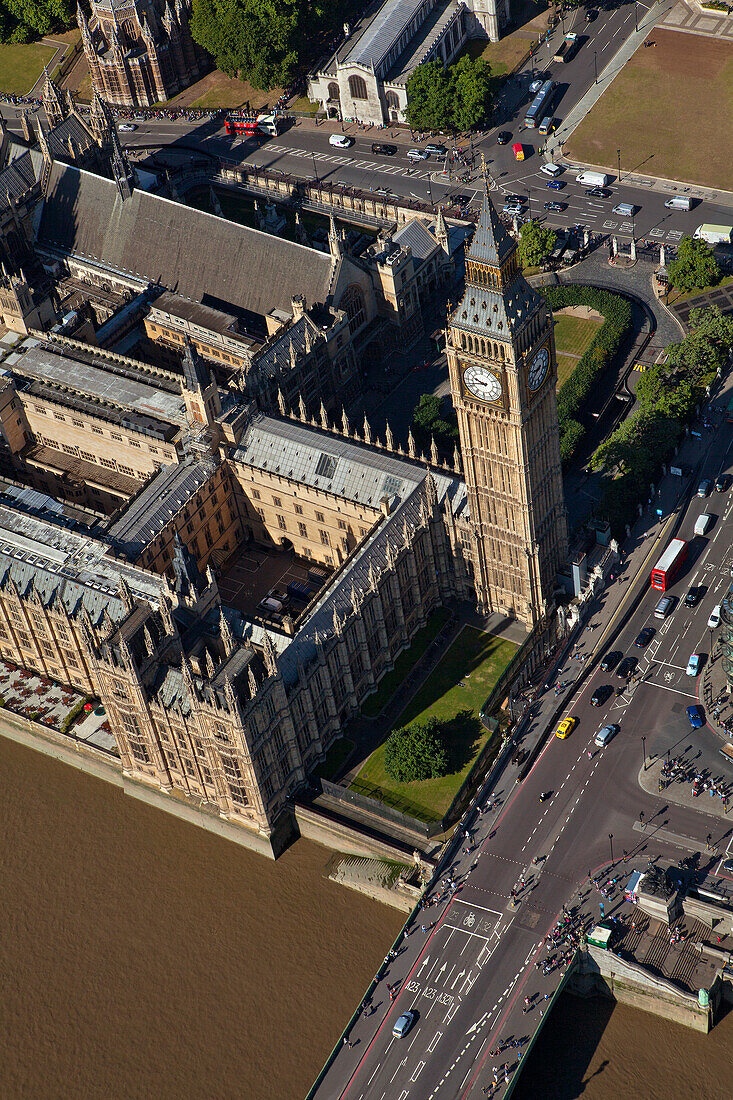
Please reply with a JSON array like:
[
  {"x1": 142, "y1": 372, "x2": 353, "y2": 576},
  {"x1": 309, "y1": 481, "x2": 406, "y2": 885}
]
[
  {"x1": 467, "y1": 1012, "x2": 488, "y2": 1035},
  {"x1": 418, "y1": 956, "x2": 431, "y2": 976},
  {"x1": 451, "y1": 969, "x2": 466, "y2": 990}
]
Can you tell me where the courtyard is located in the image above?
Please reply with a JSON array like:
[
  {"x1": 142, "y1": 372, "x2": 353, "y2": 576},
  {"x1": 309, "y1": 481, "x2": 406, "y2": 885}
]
[
  {"x1": 350, "y1": 625, "x2": 517, "y2": 822},
  {"x1": 0, "y1": 657, "x2": 115, "y2": 754},
  {"x1": 567, "y1": 29, "x2": 733, "y2": 191}
]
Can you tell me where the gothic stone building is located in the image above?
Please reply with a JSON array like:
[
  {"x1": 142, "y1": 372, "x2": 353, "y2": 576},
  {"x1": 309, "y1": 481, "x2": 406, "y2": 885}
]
[
  {"x1": 78, "y1": 0, "x2": 208, "y2": 107},
  {"x1": 308, "y1": 0, "x2": 513, "y2": 125},
  {"x1": 0, "y1": 162, "x2": 567, "y2": 850}
]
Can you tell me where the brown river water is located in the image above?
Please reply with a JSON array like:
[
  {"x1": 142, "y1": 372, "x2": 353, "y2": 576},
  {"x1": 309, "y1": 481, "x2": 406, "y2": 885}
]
[{"x1": 0, "y1": 737, "x2": 730, "y2": 1100}]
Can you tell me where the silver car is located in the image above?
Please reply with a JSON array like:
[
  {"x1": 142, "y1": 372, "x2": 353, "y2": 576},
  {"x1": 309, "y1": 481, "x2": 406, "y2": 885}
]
[{"x1": 392, "y1": 1010, "x2": 416, "y2": 1038}]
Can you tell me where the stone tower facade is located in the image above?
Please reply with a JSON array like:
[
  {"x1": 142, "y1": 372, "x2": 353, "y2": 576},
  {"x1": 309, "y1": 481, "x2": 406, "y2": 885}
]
[
  {"x1": 78, "y1": 0, "x2": 208, "y2": 108},
  {"x1": 446, "y1": 184, "x2": 568, "y2": 626}
]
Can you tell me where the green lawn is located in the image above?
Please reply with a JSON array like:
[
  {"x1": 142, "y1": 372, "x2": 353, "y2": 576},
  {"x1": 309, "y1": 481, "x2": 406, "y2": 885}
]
[
  {"x1": 567, "y1": 29, "x2": 733, "y2": 192},
  {"x1": 553, "y1": 312, "x2": 603, "y2": 389},
  {"x1": 360, "y1": 608, "x2": 451, "y2": 718},
  {"x1": 0, "y1": 43, "x2": 57, "y2": 96},
  {"x1": 351, "y1": 627, "x2": 517, "y2": 822},
  {"x1": 553, "y1": 313, "x2": 602, "y2": 358},
  {"x1": 556, "y1": 353, "x2": 580, "y2": 388}
]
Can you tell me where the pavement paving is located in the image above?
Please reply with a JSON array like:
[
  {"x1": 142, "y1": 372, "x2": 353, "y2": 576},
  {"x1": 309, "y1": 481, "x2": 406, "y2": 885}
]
[{"x1": 656, "y1": 0, "x2": 733, "y2": 41}]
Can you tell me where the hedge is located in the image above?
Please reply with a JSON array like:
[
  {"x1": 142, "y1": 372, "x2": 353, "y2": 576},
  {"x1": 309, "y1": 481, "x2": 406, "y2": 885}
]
[
  {"x1": 541, "y1": 286, "x2": 633, "y2": 465},
  {"x1": 61, "y1": 696, "x2": 90, "y2": 735}
]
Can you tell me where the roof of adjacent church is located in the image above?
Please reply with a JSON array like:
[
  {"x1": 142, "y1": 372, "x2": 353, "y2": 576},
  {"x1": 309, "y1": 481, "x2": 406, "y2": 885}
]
[
  {"x1": 38, "y1": 163, "x2": 335, "y2": 320},
  {"x1": 468, "y1": 184, "x2": 516, "y2": 268}
]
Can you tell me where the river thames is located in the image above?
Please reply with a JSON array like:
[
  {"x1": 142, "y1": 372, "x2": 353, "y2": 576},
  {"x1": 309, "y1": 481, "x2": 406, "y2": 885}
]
[{"x1": 0, "y1": 737, "x2": 730, "y2": 1099}]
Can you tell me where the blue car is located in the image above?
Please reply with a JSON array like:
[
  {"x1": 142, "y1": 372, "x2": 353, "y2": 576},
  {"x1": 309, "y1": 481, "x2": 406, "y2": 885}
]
[
  {"x1": 546, "y1": 179, "x2": 565, "y2": 190},
  {"x1": 686, "y1": 705, "x2": 704, "y2": 729}
]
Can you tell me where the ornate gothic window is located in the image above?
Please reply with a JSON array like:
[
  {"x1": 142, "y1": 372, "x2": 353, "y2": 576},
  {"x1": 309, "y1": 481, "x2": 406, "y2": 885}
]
[
  {"x1": 341, "y1": 284, "x2": 367, "y2": 334},
  {"x1": 349, "y1": 75, "x2": 368, "y2": 100},
  {"x1": 327, "y1": 82, "x2": 340, "y2": 101},
  {"x1": 385, "y1": 90, "x2": 399, "y2": 110}
]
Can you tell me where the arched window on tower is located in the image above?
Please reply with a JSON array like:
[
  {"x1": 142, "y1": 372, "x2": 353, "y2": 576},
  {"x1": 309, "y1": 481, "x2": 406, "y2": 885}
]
[
  {"x1": 327, "y1": 82, "x2": 340, "y2": 102},
  {"x1": 386, "y1": 90, "x2": 399, "y2": 110},
  {"x1": 341, "y1": 284, "x2": 367, "y2": 333},
  {"x1": 349, "y1": 75, "x2": 368, "y2": 100}
]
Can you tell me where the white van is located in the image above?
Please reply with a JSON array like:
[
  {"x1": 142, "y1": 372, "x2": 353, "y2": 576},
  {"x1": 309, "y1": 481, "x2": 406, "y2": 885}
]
[
  {"x1": 665, "y1": 196, "x2": 692, "y2": 211},
  {"x1": 540, "y1": 162, "x2": 563, "y2": 177},
  {"x1": 612, "y1": 203, "x2": 635, "y2": 217},
  {"x1": 654, "y1": 596, "x2": 673, "y2": 619},
  {"x1": 694, "y1": 513, "x2": 712, "y2": 536},
  {"x1": 575, "y1": 171, "x2": 610, "y2": 187},
  {"x1": 708, "y1": 605, "x2": 722, "y2": 629}
]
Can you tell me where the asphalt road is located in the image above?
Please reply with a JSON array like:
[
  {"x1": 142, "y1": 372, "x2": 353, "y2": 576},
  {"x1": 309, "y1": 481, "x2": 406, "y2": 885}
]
[
  {"x1": 3, "y1": 3, "x2": 732, "y2": 245},
  {"x1": 313, "y1": 386, "x2": 733, "y2": 1099}
]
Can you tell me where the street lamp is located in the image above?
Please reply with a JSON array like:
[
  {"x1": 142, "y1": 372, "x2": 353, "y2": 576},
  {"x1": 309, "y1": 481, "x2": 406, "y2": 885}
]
[
  {"x1": 594, "y1": 50, "x2": 598, "y2": 86},
  {"x1": 642, "y1": 735, "x2": 647, "y2": 771},
  {"x1": 634, "y1": 0, "x2": 638, "y2": 32},
  {"x1": 608, "y1": 833, "x2": 614, "y2": 864},
  {"x1": 617, "y1": 147, "x2": 621, "y2": 184}
]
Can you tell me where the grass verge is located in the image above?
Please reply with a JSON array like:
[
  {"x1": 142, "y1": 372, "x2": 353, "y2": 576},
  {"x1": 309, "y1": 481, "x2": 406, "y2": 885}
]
[
  {"x1": 351, "y1": 627, "x2": 516, "y2": 822},
  {"x1": 0, "y1": 43, "x2": 57, "y2": 96},
  {"x1": 360, "y1": 608, "x2": 451, "y2": 718}
]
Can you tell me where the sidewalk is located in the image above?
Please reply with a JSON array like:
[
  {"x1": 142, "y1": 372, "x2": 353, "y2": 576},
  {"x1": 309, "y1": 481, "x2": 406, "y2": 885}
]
[{"x1": 639, "y1": 758, "x2": 732, "y2": 823}]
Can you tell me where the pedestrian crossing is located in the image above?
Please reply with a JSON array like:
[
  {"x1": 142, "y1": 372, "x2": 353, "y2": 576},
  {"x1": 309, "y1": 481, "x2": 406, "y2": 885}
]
[{"x1": 258, "y1": 143, "x2": 436, "y2": 182}]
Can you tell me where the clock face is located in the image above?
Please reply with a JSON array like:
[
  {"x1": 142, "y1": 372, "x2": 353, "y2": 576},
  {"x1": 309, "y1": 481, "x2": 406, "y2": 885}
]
[
  {"x1": 528, "y1": 346, "x2": 550, "y2": 391},
  {"x1": 463, "y1": 365, "x2": 502, "y2": 403}
]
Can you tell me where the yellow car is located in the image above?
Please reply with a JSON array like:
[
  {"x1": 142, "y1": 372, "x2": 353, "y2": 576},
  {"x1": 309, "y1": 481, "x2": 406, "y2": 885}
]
[{"x1": 555, "y1": 716, "x2": 578, "y2": 739}]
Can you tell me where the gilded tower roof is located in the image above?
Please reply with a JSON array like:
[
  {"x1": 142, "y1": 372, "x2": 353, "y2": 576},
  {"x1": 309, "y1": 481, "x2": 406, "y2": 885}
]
[{"x1": 468, "y1": 182, "x2": 516, "y2": 268}]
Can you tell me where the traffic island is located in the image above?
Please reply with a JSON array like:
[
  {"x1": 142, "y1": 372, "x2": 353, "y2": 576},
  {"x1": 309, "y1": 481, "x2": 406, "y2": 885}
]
[{"x1": 638, "y1": 759, "x2": 732, "y2": 820}]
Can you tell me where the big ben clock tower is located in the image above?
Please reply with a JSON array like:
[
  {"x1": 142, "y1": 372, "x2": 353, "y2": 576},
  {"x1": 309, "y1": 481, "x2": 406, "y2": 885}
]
[{"x1": 446, "y1": 184, "x2": 568, "y2": 626}]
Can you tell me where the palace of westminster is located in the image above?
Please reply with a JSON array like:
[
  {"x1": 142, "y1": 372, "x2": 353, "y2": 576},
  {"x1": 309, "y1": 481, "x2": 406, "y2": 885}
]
[{"x1": 0, "y1": 78, "x2": 567, "y2": 851}]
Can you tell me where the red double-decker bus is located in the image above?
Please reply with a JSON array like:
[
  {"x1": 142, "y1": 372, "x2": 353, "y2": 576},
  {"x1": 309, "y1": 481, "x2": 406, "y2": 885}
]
[
  {"x1": 651, "y1": 537, "x2": 687, "y2": 591},
  {"x1": 224, "y1": 111, "x2": 281, "y2": 138}
]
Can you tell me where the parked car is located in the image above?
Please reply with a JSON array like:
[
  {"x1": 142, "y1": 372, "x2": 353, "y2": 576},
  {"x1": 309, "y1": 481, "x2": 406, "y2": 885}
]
[
  {"x1": 555, "y1": 715, "x2": 578, "y2": 739},
  {"x1": 591, "y1": 685, "x2": 613, "y2": 707},
  {"x1": 600, "y1": 651, "x2": 622, "y2": 672},
  {"x1": 407, "y1": 147, "x2": 429, "y2": 160},
  {"x1": 634, "y1": 627, "x2": 655, "y2": 648},
  {"x1": 686, "y1": 653, "x2": 702, "y2": 676},
  {"x1": 497, "y1": 131, "x2": 512, "y2": 144},
  {"x1": 393, "y1": 1011, "x2": 416, "y2": 1038},
  {"x1": 544, "y1": 201, "x2": 567, "y2": 212},
  {"x1": 425, "y1": 143, "x2": 447, "y2": 156},
  {"x1": 686, "y1": 705, "x2": 704, "y2": 728},
  {"x1": 329, "y1": 133, "x2": 353, "y2": 148}
]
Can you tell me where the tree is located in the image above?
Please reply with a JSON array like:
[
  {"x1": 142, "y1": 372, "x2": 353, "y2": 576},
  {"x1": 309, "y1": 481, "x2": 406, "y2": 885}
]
[
  {"x1": 517, "y1": 220, "x2": 557, "y2": 268},
  {"x1": 411, "y1": 392, "x2": 458, "y2": 447},
  {"x1": 667, "y1": 235, "x2": 720, "y2": 293},
  {"x1": 451, "y1": 55, "x2": 492, "y2": 132},
  {"x1": 406, "y1": 56, "x2": 493, "y2": 133},
  {"x1": 384, "y1": 718, "x2": 449, "y2": 783},
  {"x1": 191, "y1": 0, "x2": 299, "y2": 90},
  {"x1": 405, "y1": 60, "x2": 453, "y2": 132}
]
